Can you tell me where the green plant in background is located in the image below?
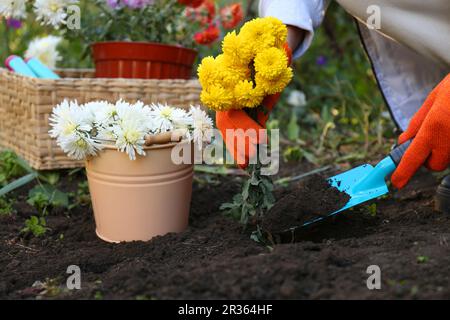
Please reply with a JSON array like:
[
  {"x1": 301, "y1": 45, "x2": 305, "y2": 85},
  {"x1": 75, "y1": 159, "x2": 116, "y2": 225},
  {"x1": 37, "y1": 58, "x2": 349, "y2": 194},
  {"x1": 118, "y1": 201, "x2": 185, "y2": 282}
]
[
  {"x1": 68, "y1": 180, "x2": 91, "y2": 209},
  {"x1": 0, "y1": 150, "x2": 68, "y2": 200},
  {"x1": 22, "y1": 185, "x2": 68, "y2": 237},
  {"x1": 21, "y1": 215, "x2": 48, "y2": 237},
  {"x1": 26, "y1": 184, "x2": 69, "y2": 220},
  {"x1": 365, "y1": 203, "x2": 377, "y2": 217},
  {"x1": 0, "y1": 151, "x2": 28, "y2": 186},
  {"x1": 74, "y1": 0, "x2": 193, "y2": 45},
  {"x1": 26, "y1": 192, "x2": 51, "y2": 216},
  {"x1": 75, "y1": 181, "x2": 90, "y2": 206},
  {"x1": 0, "y1": 150, "x2": 70, "y2": 237},
  {"x1": 417, "y1": 256, "x2": 429, "y2": 264},
  {"x1": 1, "y1": 0, "x2": 249, "y2": 68},
  {"x1": 0, "y1": 197, "x2": 16, "y2": 216},
  {"x1": 283, "y1": 146, "x2": 303, "y2": 163}
]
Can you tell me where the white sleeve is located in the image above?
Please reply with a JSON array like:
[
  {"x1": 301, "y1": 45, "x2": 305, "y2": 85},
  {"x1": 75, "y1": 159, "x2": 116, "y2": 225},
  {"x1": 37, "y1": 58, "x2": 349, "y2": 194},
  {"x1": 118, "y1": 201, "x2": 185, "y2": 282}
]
[{"x1": 259, "y1": 0, "x2": 330, "y2": 59}]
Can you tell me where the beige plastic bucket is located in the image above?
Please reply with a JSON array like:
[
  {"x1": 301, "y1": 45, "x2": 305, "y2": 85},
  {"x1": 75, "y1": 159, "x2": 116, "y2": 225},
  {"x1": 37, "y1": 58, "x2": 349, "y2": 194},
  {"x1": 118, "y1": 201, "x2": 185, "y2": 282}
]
[{"x1": 85, "y1": 143, "x2": 194, "y2": 243}]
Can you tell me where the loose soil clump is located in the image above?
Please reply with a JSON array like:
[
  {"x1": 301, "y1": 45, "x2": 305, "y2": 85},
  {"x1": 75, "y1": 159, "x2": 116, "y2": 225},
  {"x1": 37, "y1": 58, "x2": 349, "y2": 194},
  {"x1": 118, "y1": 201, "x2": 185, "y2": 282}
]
[{"x1": 261, "y1": 177, "x2": 350, "y2": 237}]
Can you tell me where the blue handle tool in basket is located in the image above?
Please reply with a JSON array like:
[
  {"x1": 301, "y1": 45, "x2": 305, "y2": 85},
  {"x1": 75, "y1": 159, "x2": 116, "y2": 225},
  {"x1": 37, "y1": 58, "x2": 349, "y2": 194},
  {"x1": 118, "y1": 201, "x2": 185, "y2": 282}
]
[
  {"x1": 5, "y1": 55, "x2": 37, "y2": 77},
  {"x1": 5, "y1": 55, "x2": 60, "y2": 79}
]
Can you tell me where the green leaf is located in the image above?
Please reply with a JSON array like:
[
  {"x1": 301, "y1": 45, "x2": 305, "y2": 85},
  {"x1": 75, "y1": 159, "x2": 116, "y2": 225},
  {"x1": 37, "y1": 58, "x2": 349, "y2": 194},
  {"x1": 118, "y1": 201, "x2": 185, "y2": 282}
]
[
  {"x1": 29, "y1": 184, "x2": 69, "y2": 208},
  {"x1": 0, "y1": 172, "x2": 38, "y2": 197},
  {"x1": 39, "y1": 172, "x2": 60, "y2": 185},
  {"x1": 22, "y1": 215, "x2": 48, "y2": 237},
  {"x1": 242, "y1": 180, "x2": 251, "y2": 200},
  {"x1": 302, "y1": 150, "x2": 318, "y2": 165},
  {"x1": 220, "y1": 202, "x2": 235, "y2": 210},
  {"x1": 14, "y1": 156, "x2": 34, "y2": 173},
  {"x1": 287, "y1": 111, "x2": 300, "y2": 141}
]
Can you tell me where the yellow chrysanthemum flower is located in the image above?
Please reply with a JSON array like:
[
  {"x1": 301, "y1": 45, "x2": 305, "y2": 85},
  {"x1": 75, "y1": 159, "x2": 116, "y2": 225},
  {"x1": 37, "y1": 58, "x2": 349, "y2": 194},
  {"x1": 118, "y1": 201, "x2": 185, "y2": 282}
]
[
  {"x1": 254, "y1": 47, "x2": 288, "y2": 80},
  {"x1": 200, "y1": 84, "x2": 235, "y2": 111},
  {"x1": 233, "y1": 80, "x2": 265, "y2": 109},
  {"x1": 197, "y1": 56, "x2": 218, "y2": 89},
  {"x1": 222, "y1": 31, "x2": 254, "y2": 66},
  {"x1": 197, "y1": 17, "x2": 291, "y2": 112},
  {"x1": 239, "y1": 18, "x2": 276, "y2": 54},
  {"x1": 264, "y1": 16, "x2": 288, "y2": 47},
  {"x1": 216, "y1": 54, "x2": 250, "y2": 87},
  {"x1": 256, "y1": 67, "x2": 293, "y2": 95}
]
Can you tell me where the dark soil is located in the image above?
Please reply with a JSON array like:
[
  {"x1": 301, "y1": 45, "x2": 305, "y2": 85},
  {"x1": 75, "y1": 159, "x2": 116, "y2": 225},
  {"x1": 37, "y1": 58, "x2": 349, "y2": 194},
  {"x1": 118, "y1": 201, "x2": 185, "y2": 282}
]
[
  {"x1": 261, "y1": 178, "x2": 350, "y2": 236},
  {"x1": 2, "y1": 165, "x2": 450, "y2": 299}
]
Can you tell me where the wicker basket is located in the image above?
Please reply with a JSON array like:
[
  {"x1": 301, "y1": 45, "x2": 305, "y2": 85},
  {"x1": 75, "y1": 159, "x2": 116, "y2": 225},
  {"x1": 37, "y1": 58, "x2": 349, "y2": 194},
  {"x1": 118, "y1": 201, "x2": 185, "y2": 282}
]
[{"x1": 0, "y1": 68, "x2": 202, "y2": 170}]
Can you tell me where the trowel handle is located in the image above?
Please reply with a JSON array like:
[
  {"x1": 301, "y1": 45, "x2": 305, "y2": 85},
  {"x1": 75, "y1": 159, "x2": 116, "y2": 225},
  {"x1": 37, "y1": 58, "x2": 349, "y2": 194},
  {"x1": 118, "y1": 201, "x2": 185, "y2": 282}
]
[{"x1": 389, "y1": 139, "x2": 412, "y2": 166}]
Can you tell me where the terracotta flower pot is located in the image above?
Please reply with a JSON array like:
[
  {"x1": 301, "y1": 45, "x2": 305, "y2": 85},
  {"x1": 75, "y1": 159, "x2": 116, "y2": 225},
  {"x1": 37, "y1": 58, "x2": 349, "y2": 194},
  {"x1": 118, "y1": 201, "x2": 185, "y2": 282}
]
[
  {"x1": 85, "y1": 143, "x2": 194, "y2": 243},
  {"x1": 92, "y1": 41, "x2": 197, "y2": 79}
]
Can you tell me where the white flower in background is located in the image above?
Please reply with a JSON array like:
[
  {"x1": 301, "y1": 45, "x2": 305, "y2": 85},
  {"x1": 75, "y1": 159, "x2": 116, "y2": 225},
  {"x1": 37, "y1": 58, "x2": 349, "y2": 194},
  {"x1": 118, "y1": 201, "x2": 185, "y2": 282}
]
[
  {"x1": 287, "y1": 90, "x2": 306, "y2": 107},
  {"x1": 25, "y1": 35, "x2": 62, "y2": 69},
  {"x1": 149, "y1": 103, "x2": 190, "y2": 132},
  {"x1": 33, "y1": 0, "x2": 78, "y2": 28},
  {"x1": 189, "y1": 105, "x2": 213, "y2": 147},
  {"x1": 0, "y1": 0, "x2": 27, "y2": 19}
]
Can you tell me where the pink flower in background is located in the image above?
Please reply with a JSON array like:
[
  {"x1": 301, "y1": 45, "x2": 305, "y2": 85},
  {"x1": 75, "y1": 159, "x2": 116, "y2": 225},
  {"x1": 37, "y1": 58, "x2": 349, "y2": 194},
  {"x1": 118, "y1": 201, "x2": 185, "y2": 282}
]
[
  {"x1": 6, "y1": 18, "x2": 22, "y2": 29},
  {"x1": 106, "y1": 0, "x2": 122, "y2": 9},
  {"x1": 106, "y1": 0, "x2": 154, "y2": 9},
  {"x1": 316, "y1": 55, "x2": 328, "y2": 66},
  {"x1": 122, "y1": 0, "x2": 154, "y2": 9}
]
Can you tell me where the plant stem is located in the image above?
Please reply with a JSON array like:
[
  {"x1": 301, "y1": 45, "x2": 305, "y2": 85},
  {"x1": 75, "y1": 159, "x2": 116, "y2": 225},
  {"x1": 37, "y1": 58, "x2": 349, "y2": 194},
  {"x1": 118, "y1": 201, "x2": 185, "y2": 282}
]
[{"x1": 3, "y1": 23, "x2": 11, "y2": 58}]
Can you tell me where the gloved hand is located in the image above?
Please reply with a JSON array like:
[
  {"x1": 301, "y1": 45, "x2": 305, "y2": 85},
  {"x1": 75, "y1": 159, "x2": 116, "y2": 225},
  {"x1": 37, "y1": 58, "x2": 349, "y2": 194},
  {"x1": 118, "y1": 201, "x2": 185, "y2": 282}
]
[
  {"x1": 216, "y1": 44, "x2": 292, "y2": 168},
  {"x1": 216, "y1": 93, "x2": 281, "y2": 168},
  {"x1": 391, "y1": 74, "x2": 450, "y2": 189}
]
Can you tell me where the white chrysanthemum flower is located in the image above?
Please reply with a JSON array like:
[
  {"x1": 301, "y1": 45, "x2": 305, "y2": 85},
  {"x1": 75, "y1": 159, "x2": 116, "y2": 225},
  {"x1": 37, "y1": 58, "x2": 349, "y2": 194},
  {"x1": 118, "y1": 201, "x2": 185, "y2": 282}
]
[
  {"x1": 189, "y1": 105, "x2": 213, "y2": 147},
  {"x1": 33, "y1": 0, "x2": 78, "y2": 28},
  {"x1": 49, "y1": 99, "x2": 214, "y2": 161},
  {"x1": 0, "y1": 0, "x2": 27, "y2": 19},
  {"x1": 85, "y1": 100, "x2": 117, "y2": 141},
  {"x1": 113, "y1": 119, "x2": 147, "y2": 160},
  {"x1": 112, "y1": 101, "x2": 150, "y2": 160},
  {"x1": 24, "y1": 35, "x2": 62, "y2": 69},
  {"x1": 59, "y1": 132, "x2": 100, "y2": 160},
  {"x1": 83, "y1": 100, "x2": 113, "y2": 127},
  {"x1": 49, "y1": 100, "x2": 91, "y2": 138},
  {"x1": 49, "y1": 100, "x2": 102, "y2": 160},
  {"x1": 149, "y1": 103, "x2": 190, "y2": 133},
  {"x1": 115, "y1": 100, "x2": 153, "y2": 130}
]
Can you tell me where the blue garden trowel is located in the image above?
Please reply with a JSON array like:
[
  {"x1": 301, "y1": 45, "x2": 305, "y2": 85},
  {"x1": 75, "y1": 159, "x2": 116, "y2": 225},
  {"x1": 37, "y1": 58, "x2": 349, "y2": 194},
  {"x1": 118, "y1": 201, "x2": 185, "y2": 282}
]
[{"x1": 302, "y1": 139, "x2": 412, "y2": 227}]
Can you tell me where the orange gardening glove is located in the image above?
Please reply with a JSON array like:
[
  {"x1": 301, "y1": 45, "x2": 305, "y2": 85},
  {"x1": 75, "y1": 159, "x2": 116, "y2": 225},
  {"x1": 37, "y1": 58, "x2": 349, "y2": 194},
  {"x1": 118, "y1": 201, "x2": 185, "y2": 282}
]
[
  {"x1": 391, "y1": 73, "x2": 450, "y2": 189},
  {"x1": 216, "y1": 44, "x2": 292, "y2": 168},
  {"x1": 216, "y1": 93, "x2": 282, "y2": 168}
]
